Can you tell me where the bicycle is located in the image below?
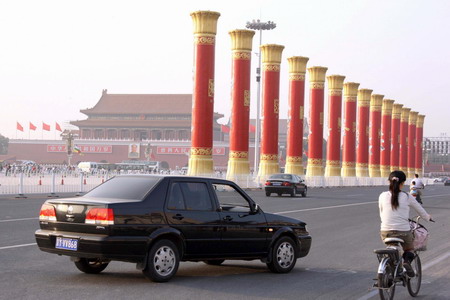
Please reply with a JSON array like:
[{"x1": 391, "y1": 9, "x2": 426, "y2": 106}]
[{"x1": 373, "y1": 217, "x2": 430, "y2": 300}]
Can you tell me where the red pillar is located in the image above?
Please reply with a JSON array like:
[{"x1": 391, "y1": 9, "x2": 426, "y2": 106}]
[
  {"x1": 257, "y1": 44, "x2": 285, "y2": 179},
  {"x1": 407, "y1": 111, "x2": 418, "y2": 178},
  {"x1": 341, "y1": 82, "x2": 360, "y2": 177},
  {"x1": 324, "y1": 75, "x2": 345, "y2": 177},
  {"x1": 399, "y1": 107, "x2": 411, "y2": 174},
  {"x1": 226, "y1": 29, "x2": 255, "y2": 181},
  {"x1": 356, "y1": 89, "x2": 372, "y2": 177},
  {"x1": 369, "y1": 94, "x2": 383, "y2": 177},
  {"x1": 306, "y1": 66, "x2": 328, "y2": 177},
  {"x1": 415, "y1": 115, "x2": 425, "y2": 175},
  {"x1": 285, "y1": 56, "x2": 309, "y2": 175},
  {"x1": 390, "y1": 103, "x2": 403, "y2": 171},
  {"x1": 380, "y1": 99, "x2": 394, "y2": 178},
  {"x1": 188, "y1": 11, "x2": 220, "y2": 176}
]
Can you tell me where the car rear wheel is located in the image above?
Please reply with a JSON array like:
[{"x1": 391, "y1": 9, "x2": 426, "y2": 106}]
[
  {"x1": 301, "y1": 188, "x2": 307, "y2": 197},
  {"x1": 266, "y1": 192, "x2": 271, "y2": 197},
  {"x1": 142, "y1": 239, "x2": 180, "y2": 282},
  {"x1": 204, "y1": 259, "x2": 225, "y2": 266},
  {"x1": 290, "y1": 187, "x2": 296, "y2": 197},
  {"x1": 266, "y1": 236, "x2": 297, "y2": 273},
  {"x1": 277, "y1": 193, "x2": 282, "y2": 197},
  {"x1": 74, "y1": 258, "x2": 110, "y2": 274}
]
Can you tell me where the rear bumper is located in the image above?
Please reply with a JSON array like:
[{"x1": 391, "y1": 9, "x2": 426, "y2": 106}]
[
  {"x1": 35, "y1": 229, "x2": 147, "y2": 262},
  {"x1": 265, "y1": 186, "x2": 295, "y2": 194}
]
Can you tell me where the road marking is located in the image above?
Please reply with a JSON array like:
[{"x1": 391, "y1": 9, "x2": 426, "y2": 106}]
[
  {"x1": 0, "y1": 217, "x2": 38, "y2": 223},
  {"x1": 424, "y1": 193, "x2": 450, "y2": 198},
  {"x1": 357, "y1": 251, "x2": 450, "y2": 300},
  {"x1": 275, "y1": 201, "x2": 377, "y2": 215},
  {"x1": 0, "y1": 243, "x2": 37, "y2": 250}
]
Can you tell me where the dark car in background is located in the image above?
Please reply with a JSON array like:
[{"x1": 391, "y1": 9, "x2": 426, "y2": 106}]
[
  {"x1": 35, "y1": 175, "x2": 312, "y2": 282},
  {"x1": 265, "y1": 173, "x2": 307, "y2": 197},
  {"x1": 445, "y1": 178, "x2": 450, "y2": 186}
]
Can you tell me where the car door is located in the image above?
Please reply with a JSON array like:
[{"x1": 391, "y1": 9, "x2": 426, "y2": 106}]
[
  {"x1": 211, "y1": 182, "x2": 268, "y2": 256},
  {"x1": 164, "y1": 180, "x2": 222, "y2": 257}
]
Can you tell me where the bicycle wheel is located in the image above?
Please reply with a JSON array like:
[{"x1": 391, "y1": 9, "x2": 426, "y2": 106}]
[
  {"x1": 407, "y1": 254, "x2": 422, "y2": 297},
  {"x1": 378, "y1": 259, "x2": 396, "y2": 300}
]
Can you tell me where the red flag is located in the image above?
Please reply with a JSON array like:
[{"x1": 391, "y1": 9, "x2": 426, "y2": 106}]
[
  {"x1": 249, "y1": 124, "x2": 256, "y2": 133},
  {"x1": 43, "y1": 122, "x2": 50, "y2": 131},
  {"x1": 221, "y1": 125, "x2": 230, "y2": 133},
  {"x1": 55, "y1": 122, "x2": 62, "y2": 132},
  {"x1": 17, "y1": 122, "x2": 24, "y2": 132},
  {"x1": 29, "y1": 122, "x2": 37, "y2": 131}
]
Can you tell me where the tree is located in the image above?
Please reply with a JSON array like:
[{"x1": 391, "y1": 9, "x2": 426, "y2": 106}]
[{"x1": 0, "y1": 134, "x2": 9, "y2": 155}]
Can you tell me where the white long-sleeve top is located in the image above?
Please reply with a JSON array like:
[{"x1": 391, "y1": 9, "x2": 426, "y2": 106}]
[{"x1": 379, "y1": 191, "x2": 431, "y2": 231}]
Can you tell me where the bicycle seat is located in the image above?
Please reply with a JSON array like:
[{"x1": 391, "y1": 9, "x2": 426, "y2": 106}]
[{"x1": 383, "y1": 237, "x2": 404, "y2": 244}]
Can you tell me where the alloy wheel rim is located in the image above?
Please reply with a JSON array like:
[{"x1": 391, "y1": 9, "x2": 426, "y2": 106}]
[
  {"x1": 276, "y1": 242, "x2": 294, "y2": 268},
  {"x1": 153, "y1": 246, "x2": 175, "y2": 276}
]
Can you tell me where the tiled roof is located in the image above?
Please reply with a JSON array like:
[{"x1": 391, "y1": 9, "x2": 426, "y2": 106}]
[{"x1": 71, "y1": 119, "x2": 222, "y2": 128}]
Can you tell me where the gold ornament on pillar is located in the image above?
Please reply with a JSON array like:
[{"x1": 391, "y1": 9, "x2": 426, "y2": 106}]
[
  {"x1": 369, "y1": 94, "x2": 384, "y2": 177},
  {"x1": 356, "y1": 89, "x2": 372, "y2": 177},
  {"x1": 380, "y1": 99, "x2": 395, "y2": 178},
  {"x1": 341, "y1": 82, "x2": 360, "y2": 177}
]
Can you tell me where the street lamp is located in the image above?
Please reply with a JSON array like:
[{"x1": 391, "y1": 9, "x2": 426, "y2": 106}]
[{"x1": 246, "y1": 19, "x2": 276, "y2": 175}]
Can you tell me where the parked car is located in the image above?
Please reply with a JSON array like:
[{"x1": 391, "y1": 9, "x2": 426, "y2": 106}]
[
  {"x1": 265, "y1": 173, "x2": 307, "y2": 197},
  {"x1": 35, "y1": 175, "x2": 311, "y2": 282},
  {"x1": 444, "y1": 178, "x2": 450, "y2": 186}
]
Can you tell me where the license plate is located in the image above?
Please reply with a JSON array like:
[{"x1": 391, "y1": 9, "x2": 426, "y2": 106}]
[
  {"x1": 55, "y1": 237, "x2": 78, "y2": 251},
  {"x1": 272, "y1": 182, "x2": 282, "y2": 186}
]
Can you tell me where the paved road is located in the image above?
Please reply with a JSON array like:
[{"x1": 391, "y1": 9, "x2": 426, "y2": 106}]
[{"x1": 1, "y1": 186, "x2": 449, "y2": 300}]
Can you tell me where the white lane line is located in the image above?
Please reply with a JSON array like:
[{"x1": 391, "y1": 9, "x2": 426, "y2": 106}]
[
  {"x1": 275, "y1": 201, "x2": 377, "y2": 215},
  {"x1": 424, "y1": 193, "x2": 450, "y2": 198},
  {"x1": 0, "y1": 217, "x2": 38, "y2": 223},
  {"x1": 357, "y1": 251, "x2": 450, "y2": 300},
  {"x1": 0, "y1": 243, "x2": 37, "y2": 250}
]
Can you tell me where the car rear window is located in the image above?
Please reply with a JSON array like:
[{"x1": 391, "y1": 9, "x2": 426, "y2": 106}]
[
  {"x1": 269, "y1": 174, "x2": 292, "y2": 180},
  {"x1": 85, "y1": 176, "x2": 160, "y2": 200}
]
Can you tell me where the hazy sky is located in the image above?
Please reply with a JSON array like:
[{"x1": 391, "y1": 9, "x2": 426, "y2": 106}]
[{"x1": 1, "y1": 0, "x2": 449, "y2": 140}]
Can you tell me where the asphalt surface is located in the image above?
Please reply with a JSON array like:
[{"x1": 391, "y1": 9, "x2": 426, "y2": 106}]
[{"x1": 1, "y1": 185, "x2": 449, "y2": 300}]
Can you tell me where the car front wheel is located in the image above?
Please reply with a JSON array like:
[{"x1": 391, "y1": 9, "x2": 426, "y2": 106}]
[
  {"x1": 74, "y1": 258, "x2": 109, "y2": 274},
  {"x1": 142, "y1": 239, "x2": 180, "y2": 282},
  {"x1": 266, "y1": 236, "x2": 297, "y2": 273}
]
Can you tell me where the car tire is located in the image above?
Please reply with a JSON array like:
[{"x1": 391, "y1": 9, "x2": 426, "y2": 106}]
[
  {"x1": 266, "y1": 192, "x2": 271, "y2": 197},
  {"x1": 74, "y1": 258, "x2": 109, "y2": 274},
  {"x1": 301, "y1": 188, "x2": 307, "y2": 197},
  {"x1": 290, "y1": 187, "x2": 296, "y2": 197},
  {"x1": 204, "y1": 259, "x2": 225, "y2": 266},
  {"x1": 266, "y1": 236, "x2": 297, "y2": 273},
  {"x1": 142, "y1": 239, "x2": 180, "y2": 282},
  {"x1": 277, "y1": 193, "x2": 282, "y2": 197}
]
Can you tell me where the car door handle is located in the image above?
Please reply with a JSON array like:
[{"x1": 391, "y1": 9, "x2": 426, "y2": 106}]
[
  {"x1": 223, "y1": 215, "x2": 233, "y2": 221},
  {"x1": 172, "y1": 214, "x2": 184, "y2": 220}
]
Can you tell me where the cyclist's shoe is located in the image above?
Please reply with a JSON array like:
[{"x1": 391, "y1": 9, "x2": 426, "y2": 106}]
[{"x1": 403, "y1": 262, "x2": 415, "y2": 277}]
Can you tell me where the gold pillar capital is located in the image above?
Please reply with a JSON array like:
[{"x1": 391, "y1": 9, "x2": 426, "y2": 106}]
[
  {"x1": 401, "y1": 107, "x2": 411, "y2": 122},
  {"x1": 191, "y1": 11, "x2": 220, "y2": 35},
  {"x1": 370, "y1": 94, "x2": 384, "y2": 111},
  {"x1": 392, "y1": 103, "x2": 404, "y2": 119},
  {"x1": 343, "y1": 82, "x2": 360, "y2": 96},
  {"x1": 409, "y1": 111, "x2": 418, "y2": 125},
  {"x1": 327, "y1": 75, "x2": 346, "y2": 90},
  {"x1": 261, "y1": 44, "x2": 284, "y2": 64},
  {"x1": 308, "y1": 66, "x2": 328, "y2": 82},
  {"x1": 229, "y1": 29, "x2": 255, "y2": 51},
  {"x1": 382, "y1": 99, "x2": 395, "y2": 115},
  {"x1": 287, "y1": 56, "x2": 309, "y2": 74},
  {"x1": 358, "y1": 89, "x2": 372, "y2": 107},
  {"x1": 416, "y1": 114, "x2": 425, "y2": 128}
]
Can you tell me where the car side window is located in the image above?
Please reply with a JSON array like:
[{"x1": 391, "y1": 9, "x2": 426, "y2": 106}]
[
  {"x1": 180, "y1": 182, "x2": 213, "y2": 211},
  {"x1": 212, "y1": 183, "x2": 250, "y2": 212},
  {"x1": 167, "y1": 183, "x2": 186, "y2": 210}
]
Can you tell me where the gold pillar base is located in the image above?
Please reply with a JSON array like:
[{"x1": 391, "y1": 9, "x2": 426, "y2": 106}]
[
  {"x1": 369, "y1": 164, "x2": 381, "y2": 178},
  {"x1": 356, "y1": 163, "x2": 369, "y2": 177},
  {"x1": 285, "y1": 156, "x2": 304, "y2": 175},
  {"x1": 415, "y1": 168, "x2": 423, "y2": 177},
  {"x1": 257, "y1": 155, "x2": 279, "y2": 182},
  {"x1": 380, "y1": 165, "x2": 391, "y2": 178},
  {"x1": 226, "y1": 157, "x2": 250, "y2": 181},
  {"x1": 341, "y1": 162, "x2": 356, "y2": 177},
  {"x1": 306, "y1": 159, "x2": 324, "y2": 177},
  {"x1": 390, "y1": 165, "x2": 399, "y2": 172},
  {"x1": 187, "y1": 154, "x2": 214, "y2": 176},
  {"x1": 407, "y1": 168, "x2": 416, "y2": 179},
  {"x1": 324, "y1": 160, "x2": 341, "y2": 177}
]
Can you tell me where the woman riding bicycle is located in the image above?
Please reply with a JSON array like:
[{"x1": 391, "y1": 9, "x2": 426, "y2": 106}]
[{"x1": 378, "y1": 170, "x2": 433, "y2": 277}]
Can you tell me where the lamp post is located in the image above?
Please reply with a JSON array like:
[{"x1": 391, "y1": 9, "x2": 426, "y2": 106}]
[{"x1": 246, "y1": 19, "x2": 276, "y2": 175}]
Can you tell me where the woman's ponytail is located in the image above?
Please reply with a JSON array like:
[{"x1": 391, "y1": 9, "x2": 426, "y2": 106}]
[{"x1": 388, "y1": 170, "x2": 406, "y2": 210}]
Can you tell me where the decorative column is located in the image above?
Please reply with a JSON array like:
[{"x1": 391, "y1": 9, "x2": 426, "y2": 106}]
[
  {"x1": 399, "y1": 107, "x2": 411, "y2": 174},
  {"x1": 285, "y1": 56, "x2": 309, "y2": 175},
  {"x1": 407, "y1": 111, "x2": 418, "y2": 178},
  {"x1": 341, "y1": 82, "x2": 360, "y2": 177},
  {"x1": 257, "y1": 44, "x2": 284, "y2": 179},
  {"x1": 415, "y1": 115, "x2": 425, "y2": 176},
  {"x1": 188, "y1": 11, "x2": 220, "y2": 176},
  {"x1": 369, "y1": 94, "x2": 383, "y2": 177},
  {"x1": 226, "y1": 29, "x2": 255, "y2": 181},
  {"x1": 356, "y1": 89, "x2": 372, "y2": 177},
  {"x1": 306, "y1": 66, "x2": 328, "y2": 177},
  {"x1": 324, "y1": 75, "x2": 345, "y2": 177},
  {"x1": 380, "y1": 99, "x2": 394, "y2": 178},
  {"x1": 390, "y1": 103, "x2": 403, "y2": 171}
]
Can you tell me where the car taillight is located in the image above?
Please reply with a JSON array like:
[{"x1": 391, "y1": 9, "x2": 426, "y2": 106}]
[
  {"x1": 85, "y1": 208, "x2": 114, "y2": 225},
  {"x1": 282, "y1": 181, "x2": 292, "y2": 186},
  {"x1": 265, "y1": 181, "x2": 272, "y2": 186},
  {"x1": 39, "y1": 204, "x2": 57, "y2": 222}
]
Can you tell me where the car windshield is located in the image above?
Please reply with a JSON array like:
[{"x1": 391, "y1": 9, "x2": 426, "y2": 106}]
[
  {"x1": 269, "y1": 174, "x2": 293, "y2": 180},
  {"x1": 85, "y1": 176, "x2": 160, "y2": 200}
]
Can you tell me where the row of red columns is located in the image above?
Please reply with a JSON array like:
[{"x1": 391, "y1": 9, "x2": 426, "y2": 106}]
[{"x1": 188, "y1": 11, "x2": 425, "y2": 180}]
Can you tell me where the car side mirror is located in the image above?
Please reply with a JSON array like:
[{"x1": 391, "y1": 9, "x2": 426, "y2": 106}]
[{"x1": 251, "y1": 203, "x2": 259, "y2": 214}]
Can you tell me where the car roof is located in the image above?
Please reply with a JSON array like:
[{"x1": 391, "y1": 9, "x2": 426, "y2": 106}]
[{"x1": 115, "y1": 174, "x2": 235, "y2": 183}]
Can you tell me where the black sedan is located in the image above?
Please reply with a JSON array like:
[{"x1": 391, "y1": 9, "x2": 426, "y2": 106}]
[
  {"x1": 265, "y1": 173, "x2": 307, "y2": 197},
  {"x1": 35, "y1": 175, "x2": 311, "y2": 282}
]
